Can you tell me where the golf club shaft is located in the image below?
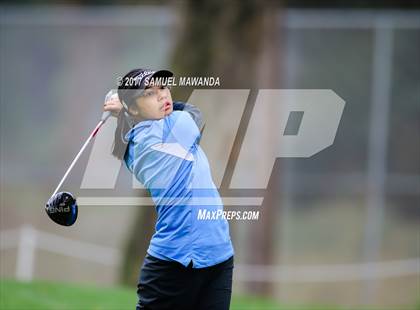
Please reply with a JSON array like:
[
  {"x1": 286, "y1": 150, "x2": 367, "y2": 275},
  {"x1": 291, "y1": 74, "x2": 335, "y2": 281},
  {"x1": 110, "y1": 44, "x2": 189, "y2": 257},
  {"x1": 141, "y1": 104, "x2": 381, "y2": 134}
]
[{"x1": 51, "y1": 111, "x2": 111, "y2": 197}]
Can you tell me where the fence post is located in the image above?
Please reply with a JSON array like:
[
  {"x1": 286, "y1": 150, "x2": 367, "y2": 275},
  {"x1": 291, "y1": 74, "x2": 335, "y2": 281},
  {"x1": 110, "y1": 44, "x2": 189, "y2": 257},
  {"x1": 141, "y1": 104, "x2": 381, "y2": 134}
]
[
  {"x1": 363, "y1": 19, "x2": 394, "y2": 304},
  {"x1": 16, "y1": 225, "x2": 37, "y2": 282}
]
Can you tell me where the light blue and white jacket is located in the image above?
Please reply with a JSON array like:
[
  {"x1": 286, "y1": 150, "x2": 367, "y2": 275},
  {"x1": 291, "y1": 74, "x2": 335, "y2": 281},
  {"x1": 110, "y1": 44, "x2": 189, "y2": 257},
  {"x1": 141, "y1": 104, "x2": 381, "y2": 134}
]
[{"x1": 124, "y1": 103, "x2": 234, "y2": 268}]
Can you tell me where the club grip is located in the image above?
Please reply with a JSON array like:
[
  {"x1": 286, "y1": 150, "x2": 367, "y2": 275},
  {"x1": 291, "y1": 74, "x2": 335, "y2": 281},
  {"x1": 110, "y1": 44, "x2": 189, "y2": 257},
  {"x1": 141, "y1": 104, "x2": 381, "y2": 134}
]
[{"x1": 102, "y1": 89, "x2": 118, "y2": 122}]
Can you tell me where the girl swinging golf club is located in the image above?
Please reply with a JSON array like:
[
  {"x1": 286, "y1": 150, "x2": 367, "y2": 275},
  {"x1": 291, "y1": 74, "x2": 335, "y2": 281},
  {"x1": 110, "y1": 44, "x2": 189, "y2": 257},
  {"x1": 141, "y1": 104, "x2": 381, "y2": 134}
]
[{"x1": 105, "y1": 68, "x2": 234, "y2": 310}]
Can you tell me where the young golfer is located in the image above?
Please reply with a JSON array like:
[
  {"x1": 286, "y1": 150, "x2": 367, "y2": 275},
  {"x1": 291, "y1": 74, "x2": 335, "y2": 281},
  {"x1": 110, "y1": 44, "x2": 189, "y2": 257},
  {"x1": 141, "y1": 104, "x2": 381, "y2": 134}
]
[{"x1": 104, "y1": 68, "x2": 234, "y2": 310}]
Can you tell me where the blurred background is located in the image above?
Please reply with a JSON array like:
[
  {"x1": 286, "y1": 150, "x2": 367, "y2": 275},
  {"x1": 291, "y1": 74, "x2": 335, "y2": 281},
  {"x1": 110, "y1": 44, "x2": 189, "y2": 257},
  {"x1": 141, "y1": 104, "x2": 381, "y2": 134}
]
[{"x1": 0, "y1": 1, "x2": 419, "y2": 309}]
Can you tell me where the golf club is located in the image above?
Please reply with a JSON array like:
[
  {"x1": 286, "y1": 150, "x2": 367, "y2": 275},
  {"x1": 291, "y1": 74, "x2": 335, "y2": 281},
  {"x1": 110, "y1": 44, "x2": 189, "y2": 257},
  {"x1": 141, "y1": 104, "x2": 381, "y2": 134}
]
[{"x1": 45, "y1": 90, "x2": 116, "y2": 226}]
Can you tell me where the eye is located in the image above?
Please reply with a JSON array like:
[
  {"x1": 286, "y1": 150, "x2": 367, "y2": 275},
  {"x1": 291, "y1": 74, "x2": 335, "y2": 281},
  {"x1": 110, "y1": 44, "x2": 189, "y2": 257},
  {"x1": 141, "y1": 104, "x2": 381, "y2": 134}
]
[{"x1": 143, "y1": 90, "x2": 154, "y2": 97}]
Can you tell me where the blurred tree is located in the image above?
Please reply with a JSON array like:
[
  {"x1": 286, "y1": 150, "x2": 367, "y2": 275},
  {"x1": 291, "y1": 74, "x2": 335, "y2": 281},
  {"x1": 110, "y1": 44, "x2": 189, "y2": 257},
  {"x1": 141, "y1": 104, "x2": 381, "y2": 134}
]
[{"x1": 119, "y1": 205, "x2": 156, "y2": 285}]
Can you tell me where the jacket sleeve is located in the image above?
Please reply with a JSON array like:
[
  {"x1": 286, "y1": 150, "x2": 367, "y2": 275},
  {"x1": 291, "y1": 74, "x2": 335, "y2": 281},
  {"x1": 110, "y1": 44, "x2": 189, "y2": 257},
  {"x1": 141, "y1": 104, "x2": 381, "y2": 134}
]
[
  {"x1": 172, "y1": 101, "x2": 205, "y2": 133},
  {"x1": 162, "y1": 111, "x2": 200, "y2": 155},
  {"x1": 131, "y1": 112, "x2": 198, "y2": 205}
]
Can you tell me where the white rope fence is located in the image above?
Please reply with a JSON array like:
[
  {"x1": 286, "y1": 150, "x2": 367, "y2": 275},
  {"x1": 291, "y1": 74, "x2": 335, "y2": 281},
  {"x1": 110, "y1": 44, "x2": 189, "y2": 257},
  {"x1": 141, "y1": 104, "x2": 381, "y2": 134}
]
[
  {"x1": 0, "y1": 226, "x2": 121, "y2": 281},
  {"x1": 1, "y1": 226, "x2": 418, "y2": 283},
  {"x1": 234, "y1": 259, "x2": 419, "y2": 283}
]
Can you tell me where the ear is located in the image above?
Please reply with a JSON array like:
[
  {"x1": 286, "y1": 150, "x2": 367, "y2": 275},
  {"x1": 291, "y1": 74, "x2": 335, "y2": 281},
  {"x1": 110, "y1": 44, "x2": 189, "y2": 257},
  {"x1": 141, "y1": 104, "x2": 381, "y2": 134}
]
[{"x1": 128, "y1": 104, "x2": 139, "y2": 116}]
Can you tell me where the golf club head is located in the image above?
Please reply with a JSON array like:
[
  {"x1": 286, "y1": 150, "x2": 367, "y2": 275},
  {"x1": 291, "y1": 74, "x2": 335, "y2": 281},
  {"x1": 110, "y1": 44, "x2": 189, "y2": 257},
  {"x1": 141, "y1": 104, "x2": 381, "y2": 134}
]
[{"x1": 45, "y1": 191, "x2": 78, "y2": 226}]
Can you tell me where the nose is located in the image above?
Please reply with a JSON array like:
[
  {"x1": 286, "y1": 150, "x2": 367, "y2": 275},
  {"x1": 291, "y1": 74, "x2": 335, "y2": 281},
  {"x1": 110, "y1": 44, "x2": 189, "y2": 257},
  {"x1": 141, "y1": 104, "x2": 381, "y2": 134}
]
[{"x1": 157, "y1": 88, "x2": 168, "y2": 102}]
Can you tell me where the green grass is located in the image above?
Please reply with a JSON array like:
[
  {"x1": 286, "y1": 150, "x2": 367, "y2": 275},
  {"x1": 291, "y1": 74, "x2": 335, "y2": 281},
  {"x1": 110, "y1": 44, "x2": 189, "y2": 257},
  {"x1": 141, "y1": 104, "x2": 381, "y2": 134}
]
[
  {"x1": 0, "y1": 278, "x2": 284, "y2": 310},
  {"x1": 0, "y1": 279, "x2": 134, "y2": 310},
  {"x1": 1, "y1": 279, "x2": 414, "y2": 310}
]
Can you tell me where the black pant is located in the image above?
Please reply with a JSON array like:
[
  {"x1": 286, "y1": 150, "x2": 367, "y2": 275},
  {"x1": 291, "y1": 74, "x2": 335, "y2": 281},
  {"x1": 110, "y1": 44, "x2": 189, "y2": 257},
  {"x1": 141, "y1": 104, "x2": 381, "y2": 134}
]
[{"x1": 136, "y1": 254, "x2": 234, "y2": 310}]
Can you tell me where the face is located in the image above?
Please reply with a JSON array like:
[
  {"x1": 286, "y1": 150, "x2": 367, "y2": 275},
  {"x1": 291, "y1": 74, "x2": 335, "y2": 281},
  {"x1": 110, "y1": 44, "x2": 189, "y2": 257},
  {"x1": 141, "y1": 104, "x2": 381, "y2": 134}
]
[{"x1": 128, "y1": 86, "x2": 173, "y2": 121}]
